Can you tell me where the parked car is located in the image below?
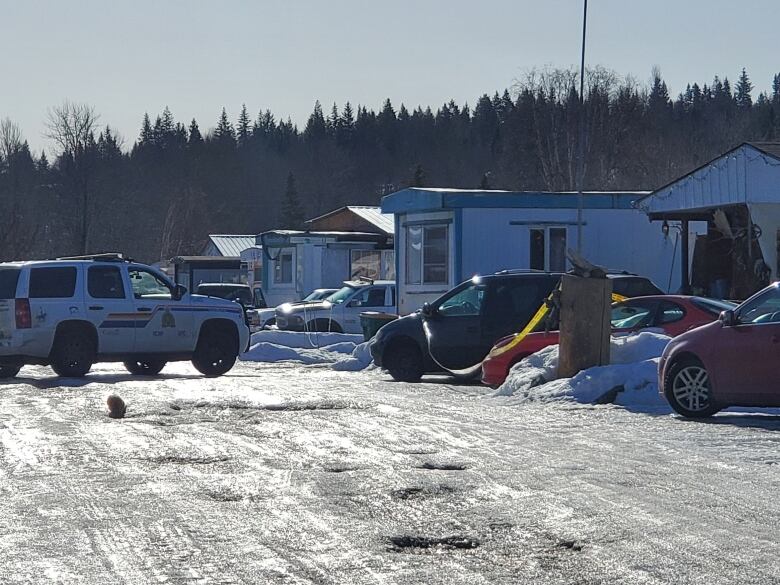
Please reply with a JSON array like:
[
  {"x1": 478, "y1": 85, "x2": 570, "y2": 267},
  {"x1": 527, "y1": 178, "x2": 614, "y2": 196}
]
[
  {"x1": 372, "y1": 271, "x2": 666, "y2": 383},
  {"x1": 196, "y1": 282, "x2": 267, "y2": 309},
  {"x1": 196, "y1": 282, "x2": 268, "y2": 331},
  {"x1": 276, "y1": 280, "x2": 396, "y2": 334},
  {"x1": 249, "y1": 288, "x2": 340, "y2": 331},
  {"x1": 0, "y1": 254, "x2": 250, "y2": 379},
  {"x1": 482, "y1": 295, "x2": 736, "y2": 387},
  {"x1": 659, "y1": 282, "x2": 780, "y2": 417}
]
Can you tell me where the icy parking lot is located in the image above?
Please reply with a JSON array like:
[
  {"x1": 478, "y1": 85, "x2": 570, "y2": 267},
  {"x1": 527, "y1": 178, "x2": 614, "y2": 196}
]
[{"x1": 1, "y1": 360, "x2": 780, "y2": 584}]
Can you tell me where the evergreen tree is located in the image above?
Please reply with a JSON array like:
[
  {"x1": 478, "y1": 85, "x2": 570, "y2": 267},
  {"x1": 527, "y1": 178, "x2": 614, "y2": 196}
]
[
  {"x1": 411, "y1": 164, "x2": 425, "y2": 187},
  {"x1": 188, "y1": 119, "x2": 203, "y2": 147},
  {"x1": 278, "y1": 172, "x2": 305, "y2": 228},
  {"x1": 214, "y1": 108, "x2": 236, "y2": 145},
  {"x1": 304, "y1": 101, "x2": 327, "y2": 143},
  {"x1": 36, "y1": 151, "x2": 49, "y2": 172},
  {"x1": 140, "y1": 113, "x2": 153, "y2": 144},
  {"x1": 773, "y1": 74, "x2": 780, "y2": 104},
  {"x1": 735, "y1": 68, "x2": 753, "y2": 109},
  {"x1": 237, "y1": 104, "x2": 250, "y2": 146}
]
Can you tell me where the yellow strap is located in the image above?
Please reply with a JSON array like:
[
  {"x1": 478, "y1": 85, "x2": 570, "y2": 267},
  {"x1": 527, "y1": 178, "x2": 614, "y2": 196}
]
[
  {"x1": 488, "y1": 300, "x2": 551, "y2": 358},
  {"x1": 488, "y1": 290, "x2": 628, "y2": 358}
]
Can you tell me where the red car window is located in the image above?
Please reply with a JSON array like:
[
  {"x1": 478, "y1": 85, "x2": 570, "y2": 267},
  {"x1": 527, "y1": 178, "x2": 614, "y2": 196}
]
[
  {"x1": 610, "y1": 301, "x2": 656, "y2": 329},
  {"x1": 657, "y1": 301, "x2": 686, "y2": 325}
]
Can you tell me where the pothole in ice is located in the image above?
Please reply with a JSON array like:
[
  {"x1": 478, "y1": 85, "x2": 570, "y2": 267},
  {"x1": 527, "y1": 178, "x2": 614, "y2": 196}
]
[
  {"x1": 171, "y1": 399, "x2": 365, "y2": 413},
  {"x1": 391, "y1": 484, "x2": 458, "y2": 500},
  {"x1": 556, "y1": 539, "x2": 584, "y2": 552},
  {"x1": 324, "y1": 465, "x2": 360, "y2": 473},
  {"x1": 387, "y1": 535, "x2": 480, "y2": 551},
  {"x1": 417, "y1": 462, "x2": 468, "y2": 471},
  {"x1": 145, "y1": 454, "x2": 230, "y2": 465}
]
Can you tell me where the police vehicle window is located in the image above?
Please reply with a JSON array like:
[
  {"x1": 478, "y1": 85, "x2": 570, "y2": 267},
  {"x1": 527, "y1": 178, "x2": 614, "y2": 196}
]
[
  {"x1": 88, "y1": 266, "x2": 125, "y2": 299},
  {"x1": 0, "y1": 269, "x2": 20, "y2": 299},
  {"x1": 29, "y1": 267, "x2": 77, "y2": 298},
  {"x1": 657, "y1": 301, "x2": 685, "y2": 324},
  {"x1": 438, "y1": 284, "x2": 484, "y2": 317},
  {"x1": 129, "y1": 268, "x2": 172, "y2": 299}
]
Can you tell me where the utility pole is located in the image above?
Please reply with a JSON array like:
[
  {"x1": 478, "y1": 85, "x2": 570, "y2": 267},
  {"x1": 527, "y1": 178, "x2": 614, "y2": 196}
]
[{"x1": 576, "y1": 0, "x2": 588, "y2": 253}]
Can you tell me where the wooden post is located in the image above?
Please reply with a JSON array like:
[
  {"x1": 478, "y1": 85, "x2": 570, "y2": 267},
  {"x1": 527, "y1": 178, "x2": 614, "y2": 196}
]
[{"x1": 557, "y1": 274, "x2": 612, "y2": 378}]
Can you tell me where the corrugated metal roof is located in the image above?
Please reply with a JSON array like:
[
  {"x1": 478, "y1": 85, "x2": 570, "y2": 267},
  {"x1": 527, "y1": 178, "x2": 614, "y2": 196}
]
[
  {"x1": 345, "y1": 206, "x2": 395, "y2": 234},
  {"x1": 207, "y1": 235, "x2": 257, "y2": 256},
  {"x1": 748, "y1": 142, "x2": 780, "y2": 161}
]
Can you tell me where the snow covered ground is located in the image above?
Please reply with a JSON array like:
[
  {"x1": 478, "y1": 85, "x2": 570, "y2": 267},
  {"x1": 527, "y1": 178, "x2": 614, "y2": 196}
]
[
  {"x1": 1, "y1": 355, "x2": 780, "y2": 583},
  {"x1": 241, "y1": 330, "x2": 375, "y2": 371}
]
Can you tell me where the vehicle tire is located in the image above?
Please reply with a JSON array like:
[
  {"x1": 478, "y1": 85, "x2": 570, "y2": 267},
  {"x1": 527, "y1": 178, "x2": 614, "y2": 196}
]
[
  {"x1": 0, "y1": 365, "x2": 21, "y2": 379},
  {"x1": 192, "y1": 325, "x2": 238, "y2": 377},
  {"x1": 123, "y1": 359, "x2": 167, "y2": 376},
  {"x1": 385, "y1": 343, "x2": 424, "y2": 383},
  {"x1": 306, "y1": 319, "x2": 342, "y2": 333},
  {"x1": 665, "y1": 357, "x2": 720, "y2": 418},
  {"x1": 50, "y1": 328, "x2": 96, "y2": 378}
]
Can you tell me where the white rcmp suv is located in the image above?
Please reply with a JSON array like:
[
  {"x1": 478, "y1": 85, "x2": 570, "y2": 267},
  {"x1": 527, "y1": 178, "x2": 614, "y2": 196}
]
[{"x1": 0, "y1": 254, "x2": 250, "y2": 379}]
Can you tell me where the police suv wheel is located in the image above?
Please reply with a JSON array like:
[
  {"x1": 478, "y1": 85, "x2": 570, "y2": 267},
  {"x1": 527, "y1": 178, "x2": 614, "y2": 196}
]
[
  {"x1": 0, "y1": 365, "x2": 21, "y2": 379},
  {"x1": 50, "y1": 330, "x2": 95, "y2": 378},
  {"x1": 192, "y1": 328, "x2": 237, "y2": 377},
  {"x1": 124, "y1": 359, "x2": 167, "y2": 376}
]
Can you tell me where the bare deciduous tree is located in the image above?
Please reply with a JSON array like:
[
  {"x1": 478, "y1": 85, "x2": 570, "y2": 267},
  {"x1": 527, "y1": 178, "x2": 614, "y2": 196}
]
[
  {"x1": 0, "y1": 118, "x2": 24, "y2": 163},
  {"x1": 44, "y1": 101, "x2": 100, "y2": 254}
]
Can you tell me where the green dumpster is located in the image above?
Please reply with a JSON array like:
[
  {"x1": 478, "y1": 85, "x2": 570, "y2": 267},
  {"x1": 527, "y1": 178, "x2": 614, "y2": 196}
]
[{"x1": 359, "y1": 312, "x2": 399, "y2": 341}]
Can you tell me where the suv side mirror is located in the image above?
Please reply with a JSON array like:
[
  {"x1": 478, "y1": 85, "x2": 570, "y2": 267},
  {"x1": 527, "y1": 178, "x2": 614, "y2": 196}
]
[
  {"x1": 720, "y1": 309, "x2": 736, "y2": 327},
  {"x1": 421, "y1": 302, "x2": 434, "y2": 317},
  {"x1": 348, "y1": 299, "x2": 362, "y2": 308},
  {"x1": 173, "y1": 284, "x2": 187, "y2": 301}
]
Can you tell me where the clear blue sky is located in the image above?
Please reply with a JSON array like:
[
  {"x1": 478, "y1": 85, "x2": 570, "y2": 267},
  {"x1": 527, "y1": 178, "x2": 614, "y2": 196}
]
[{"x1": 2, "y1": 0, "x2": 778, "y2": 152}]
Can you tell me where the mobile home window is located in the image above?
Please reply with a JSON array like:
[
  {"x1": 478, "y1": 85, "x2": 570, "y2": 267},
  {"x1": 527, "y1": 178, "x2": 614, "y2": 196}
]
[
  {"x1": 529, "y1": 227, "x2": 567, "y2": 272},
  {"x1": 274, "y1": 251, "x2": 293, "y2": 284},
  {"x1": 406, "y1": 224, "x2": 449, "y2": 285},
  {"x1": 350, "y1": 250, "x2": 381, "y2": 280}
]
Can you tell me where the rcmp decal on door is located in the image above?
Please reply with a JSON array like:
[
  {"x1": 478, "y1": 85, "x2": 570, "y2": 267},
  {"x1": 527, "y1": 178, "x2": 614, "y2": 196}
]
[{"x1": 98, "y1": 305, "x2": 242, "y2": 329}]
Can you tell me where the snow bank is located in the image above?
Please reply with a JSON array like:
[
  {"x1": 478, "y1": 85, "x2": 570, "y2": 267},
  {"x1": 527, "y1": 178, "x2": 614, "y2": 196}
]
[
  {"x1": 495, "y1": 331, "x2": 671, "y2": 411},
  {"x1": 249, "y1": 330, "x2": 363, "y2": 348},
  {"x1": 241, "y1": 331, "x2": 375, "y2": 371}
]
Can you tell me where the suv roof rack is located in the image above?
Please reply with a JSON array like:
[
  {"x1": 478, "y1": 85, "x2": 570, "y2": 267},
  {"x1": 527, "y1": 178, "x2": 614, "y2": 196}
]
[
  {"x1": 493, "y1": 268, "x2": 549, "y2": 275},
  {"x1": 55, "y1": 253, "x2": 133, "y2": 262}
]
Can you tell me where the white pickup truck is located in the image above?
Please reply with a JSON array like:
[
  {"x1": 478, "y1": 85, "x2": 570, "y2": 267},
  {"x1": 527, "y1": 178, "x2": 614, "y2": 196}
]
[
  {"x1": 0, "y1": 255, "x2": 250, "y2": 379},
  {"x1": 275, "y1": 280, "x2": 396, "y2": 334}
]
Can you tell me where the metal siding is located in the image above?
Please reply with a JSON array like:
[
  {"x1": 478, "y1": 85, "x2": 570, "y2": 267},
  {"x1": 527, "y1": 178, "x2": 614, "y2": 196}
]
[
  {"x1": 346, "y1": 206, "x2": 395, "y2": 234},
  {"x1": 207, "y1": 235, "x2": 257, "y2": 257},
  {"x1": 453, "y1": 209, "x2": 462, "y2": 284},
  {"x1": 639, "y1": 144, "x2": 780, "y2": 215}
]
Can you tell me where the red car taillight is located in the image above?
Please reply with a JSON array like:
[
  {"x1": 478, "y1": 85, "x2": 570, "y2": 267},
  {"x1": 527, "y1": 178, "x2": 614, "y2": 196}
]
[{"x1": 15, "y1": 298, "x2": 31, "y2": 329}]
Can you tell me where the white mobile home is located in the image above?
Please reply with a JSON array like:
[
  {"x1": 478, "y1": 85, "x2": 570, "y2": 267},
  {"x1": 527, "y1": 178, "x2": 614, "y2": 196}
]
[
  {"x1": 256, "y1": 206, "x2": 395, "y2": 307},
  {"x1": 382, "y1": 188, "x2": 680, "y2": 314}
]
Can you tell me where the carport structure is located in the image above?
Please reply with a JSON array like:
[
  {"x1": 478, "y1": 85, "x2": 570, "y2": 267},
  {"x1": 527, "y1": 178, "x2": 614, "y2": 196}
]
[{"x1": 636, "y1": 142, "x2": 780, "y2": 300}]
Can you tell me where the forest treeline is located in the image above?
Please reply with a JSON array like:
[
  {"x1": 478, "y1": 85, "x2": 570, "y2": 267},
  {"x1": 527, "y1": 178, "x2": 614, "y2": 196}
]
[{"x1": 2, "y1": 66, "x2": 780, "y2": 263}]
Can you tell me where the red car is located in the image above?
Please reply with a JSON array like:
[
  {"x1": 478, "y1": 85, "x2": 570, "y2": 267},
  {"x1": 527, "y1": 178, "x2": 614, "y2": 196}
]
[
  {"x1": 481, "y1": 295, "x2": 735, "y2": 387},
  {"x1": 660, "y1": 283, "x2": 780, "y2": 417}
]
